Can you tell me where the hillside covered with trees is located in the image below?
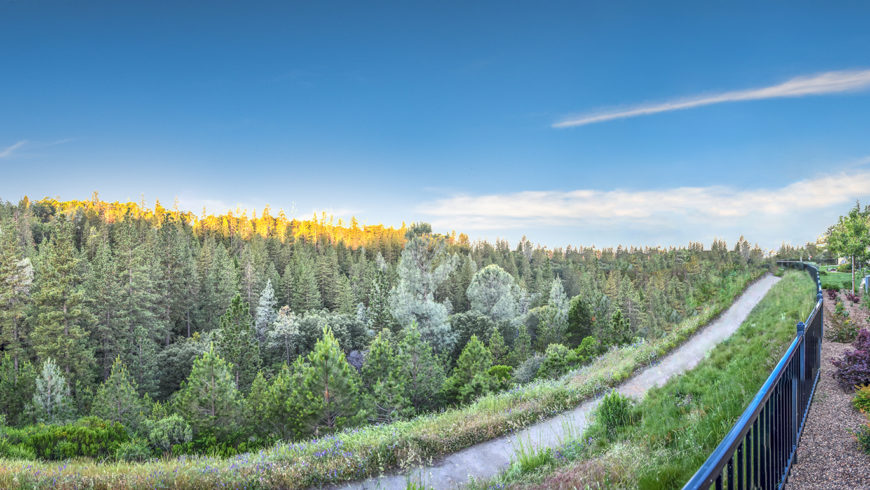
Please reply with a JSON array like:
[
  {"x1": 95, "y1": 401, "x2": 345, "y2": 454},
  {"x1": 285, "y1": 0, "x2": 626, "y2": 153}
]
[{"x1": 0, "y1": 196, "x2": 770, "y2": 461}]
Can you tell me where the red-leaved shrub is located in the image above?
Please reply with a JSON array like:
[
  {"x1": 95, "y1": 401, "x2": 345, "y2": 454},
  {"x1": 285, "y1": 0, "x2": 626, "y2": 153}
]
[{"x1": 832, "y1": 329, "x2": 870, "y2": 391}]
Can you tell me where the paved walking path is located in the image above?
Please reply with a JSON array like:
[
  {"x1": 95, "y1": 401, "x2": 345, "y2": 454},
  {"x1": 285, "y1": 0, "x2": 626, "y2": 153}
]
[{"x1": 339, "y1": 274, "x2": 780, "y2": 490}]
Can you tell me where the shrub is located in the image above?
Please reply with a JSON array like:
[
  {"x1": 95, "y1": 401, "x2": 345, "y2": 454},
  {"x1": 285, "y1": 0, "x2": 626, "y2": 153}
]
[
  {"x1": 846, "y1": 292, "x2": 861, "y2": 304},
  {"x1": 838, "y1": 262, "x2": 853, "y2": 273},
  {"x1": 487, "y1": 365, "x2": 514, "y2": 391},
  {"x1": 596, "y1": 390, "x2": 633, "y2": 439},
  {"x1": 835, "y1": 301, "x2": 849, "y2": 318},
  {"x1": 856, "y1": 422, "x2": 870, "y2": 455},
  {"x1": 513, "y1": 354, "x2": 544, "y2": 384},
  {"x1": 147, "y1": 415, "x2": 192, "y2": 457},
  {"x1": 827, "y1": 289, "x2": 839, "y2": 300},
  {"x1": 1, "y1": 416, "x2": 129, "y2": 460},
  {"x1": 832, "y1": 329, "x2": 870, "y2": 391},
  {"x1": 828, "y1": 314, "x2": 859, "y2": 343},
  {"x1": 854, "y1": 385, "x2": 870, "y2": 413},
  {"x1": 115, "y1": 438, "x2": 152, "y2": 462},
  {"x1": 537, "y1": 344, "x2": 577, "y2": 379},
  {"x1": 574, "y1": 336, "x2": 603, "y2": 363}
]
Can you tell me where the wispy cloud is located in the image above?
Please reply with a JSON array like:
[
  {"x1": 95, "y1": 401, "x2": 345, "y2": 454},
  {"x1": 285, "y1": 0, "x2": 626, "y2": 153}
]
[
  {"x1": 418, "y1": 167, "x2": 870, "y2": 247},
  {"x1": 0, "y1": 140, "x2": 28, "y2": 159},
  {"x1": 554, "y1": 69, "x2": 870, "y2": 128}
]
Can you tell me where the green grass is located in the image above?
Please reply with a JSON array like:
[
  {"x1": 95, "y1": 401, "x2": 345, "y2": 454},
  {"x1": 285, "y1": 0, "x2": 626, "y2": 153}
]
[
  {"x1": 475, "y1": 270, "x2": 816, "y2": 490},
  {"x1": 821, "y1": 271, "x2": 853, "y2": 290},
  {"x1": 0, "y1": 268, "x2": 765, "y2": 489}
]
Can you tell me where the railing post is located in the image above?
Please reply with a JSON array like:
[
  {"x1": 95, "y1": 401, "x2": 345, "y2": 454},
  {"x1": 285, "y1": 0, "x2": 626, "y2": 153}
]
[{"x1": 793, "y1": 321, "x2": 805, "y2": 465}]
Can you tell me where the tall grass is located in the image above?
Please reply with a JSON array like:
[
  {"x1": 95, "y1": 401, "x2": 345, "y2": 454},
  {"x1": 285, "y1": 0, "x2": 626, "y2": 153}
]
[
  {"x1": 0, "y1": 269, "x2": 764, "y2": 489},
  {"x1": 477, "y1": 270, "x2": 815, "y2": 489}
]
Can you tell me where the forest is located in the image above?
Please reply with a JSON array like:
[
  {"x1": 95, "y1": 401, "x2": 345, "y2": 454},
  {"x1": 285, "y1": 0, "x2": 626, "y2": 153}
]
[{"x1": 0, "y1": 196, "x2": 772, "y2": 462}]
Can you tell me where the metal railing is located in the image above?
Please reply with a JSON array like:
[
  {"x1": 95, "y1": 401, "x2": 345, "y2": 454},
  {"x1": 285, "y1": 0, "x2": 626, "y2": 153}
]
[{"x1": 683, "y1": 261, "x2": 823, "y2": 490}]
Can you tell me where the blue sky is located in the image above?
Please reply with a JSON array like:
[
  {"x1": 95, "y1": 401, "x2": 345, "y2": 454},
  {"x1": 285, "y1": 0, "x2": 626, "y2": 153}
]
[{"x1": 2, "y1": 1, "x2": 870, "y2": 249}]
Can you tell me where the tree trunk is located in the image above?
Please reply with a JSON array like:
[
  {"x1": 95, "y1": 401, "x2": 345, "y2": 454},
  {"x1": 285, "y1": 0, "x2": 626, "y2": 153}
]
[{"x1": 853, "y1": 254, "x2": 856, "y2": 293}]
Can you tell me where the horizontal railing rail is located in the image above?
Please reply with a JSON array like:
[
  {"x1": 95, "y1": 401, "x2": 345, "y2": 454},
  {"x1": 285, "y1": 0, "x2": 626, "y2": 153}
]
[{"x1": 683, "y1": 261, "x2": 823, "y2": 490}]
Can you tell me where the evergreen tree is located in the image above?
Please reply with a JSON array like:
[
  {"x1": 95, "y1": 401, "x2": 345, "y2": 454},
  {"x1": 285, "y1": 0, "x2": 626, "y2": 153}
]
[
  {"x1": 390, "y1": 235, "x2": 458, "y2": 355},
  {"x1": 510, "y1": 324, "x2": 532, "y2": 366},
  {"x1": 467, "y1": 264, "x2": 521, "y2": 325},
  {"x1": 85, "y1": 236, "x2": 124, "y2": 378},
  {"x1": 361, "y1": 329, "x2": 408, "y2": 423},
  {"x1": 244, "y1": 370, "x2": 271, "y2": 438},
  {"x1": 0, "y1": 217, "x2": 31, "y2": 373},
  {"x1": 397, "y1": 323, "x2": 445, "y2": 413},
  {"x1": 443, "y1": 335, "x2": 494, "y2": 404},
  {"x1": 32, "y1": 358, "x2": 75, "y2": 424},
  {"x1": 366, "y1": 253, "x2": 395, "y2": 332},
  {"x1": 267, "y1": 305, "x2": 298, "y2": 365},
  {"x1": 113, "y1": 217, "x2": 163, "y2": 396},
  {"x1": 91, "y1": 356, "x2": 146, "y2": 433},
  {"x1": 264, "y1": 360, "x2": 306, "y2": 439},
  {"x1": 487, "y1": 327, "x2": 507, "y2": 366},
  {"x1": 197, "y1": 239, "x2": 238, "y2": 331},
  {"x1": 254, "y1": 279, "x2": 278, "y2": 352},
  {"x1": 175, "y1": 346, "x2": 243, "y2": 438},
  {"x1": 566, "y1": 294, "x2": 594, "y2": 347},
  {"x1": 30, "y1": 219, "x2": 95, "y2": 389},
  {"x1": 0, "y1": 353, "x2": 36, "y2": 426},
  {"x1": 299, "y1": 325, "x2": 360, "y2": 435},
  {"x1": 335, "y1": 275, "x2": 356, "y2": 315},
  {"x1": 283, "y1": 250, "x2": 322, "y2": 314},
  {"x1": 216, "y1": 295, "x2": 261, "y2": 391},
  {"x1": 316, "y1": 248, "x2": 341, "y2": 310}
]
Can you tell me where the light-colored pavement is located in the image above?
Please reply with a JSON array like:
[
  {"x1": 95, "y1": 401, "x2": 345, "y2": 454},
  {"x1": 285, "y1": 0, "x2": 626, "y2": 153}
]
[{"x1": 338, "y1": 274, "x2": 780, "y2": 490}]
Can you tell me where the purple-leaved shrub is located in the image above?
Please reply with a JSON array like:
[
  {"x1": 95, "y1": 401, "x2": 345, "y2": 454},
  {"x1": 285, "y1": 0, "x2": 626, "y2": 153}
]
[{"x1": 832, "y1": 329, "x2": 870, "y2": 391}]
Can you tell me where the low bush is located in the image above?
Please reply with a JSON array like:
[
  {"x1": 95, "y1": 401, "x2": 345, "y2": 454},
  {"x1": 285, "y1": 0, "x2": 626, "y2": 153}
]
[
  {"x1": 115, "y1": 439, "x2": 152, "y2": 462},
  {"x1": 846, "y1": 292, "x2": 861, "y2": 304},
  {"x1": 832, "y1": 329, "x2": 870, "y2": 391},
  {"x1": 853, "y1": 385, "x2": 870, "y2": 413},
  {"x1": 827, "y1": 289, "x2": 839, "y2": 300},
  {"x1": 856, "y1": 422, "x2": 870, "y2": 455},
  {"x1": 595, "y1": 390, "x2": 634, "y2": 439},
  {"x1": 513, "y1": 354, "x2": 544, "y2": 384},
  {"x1": 828, "y1": 312, "x2": 859, "y2": 343},
  {"x1": 0, "y1": 416, "x2": 128, "y2": 461}
]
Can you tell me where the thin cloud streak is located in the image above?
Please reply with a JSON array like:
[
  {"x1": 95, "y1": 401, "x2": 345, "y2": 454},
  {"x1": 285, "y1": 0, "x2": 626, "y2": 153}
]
[
  {"x1": 0, "y1": 140, "x2": 28, "y2": 159},
  {"x1": 554, "y1": 69, "x2": 870, "y2": 128},
  {"x1": 419, "y1": 169, "x2": 870, "y2": 233}
]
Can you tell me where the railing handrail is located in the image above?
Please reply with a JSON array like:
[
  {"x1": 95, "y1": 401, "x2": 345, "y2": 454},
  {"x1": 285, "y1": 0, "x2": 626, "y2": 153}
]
[{"x1": 683, "y1": 261, "x2": 823, "y2": 489}]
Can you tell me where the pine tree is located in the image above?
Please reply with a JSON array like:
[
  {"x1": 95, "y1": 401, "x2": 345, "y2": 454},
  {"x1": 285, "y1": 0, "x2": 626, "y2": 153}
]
[
  {"x1": 174, "y1": 346, "x2": 243, "y2": 438},
  {"x1": 244, "y1": 370, "x2": 271, "y2": 438},
  {"x1": 32, "y1": 358, "x2": 75, "y2": 424},
  {"x1": 566, "y1": 294, "x2": 594, "y2": 347},
  {"x1": 267, "y1": 305, "x2": 298, "y2": 365},
  {"x1": 85, "y1": 236, "x2": 124, "y2": 378},
  {"x1": 390, "y1": 235, "x2": 458, "y2": 355},
  {"x1": 30, "y1": 219, "x2": 95, "y2": 390},
  {"x1": 397, "y1": 323, "x2": 445, "y2": 413},
  {"x1": 0, "y1": 217, "x2": 31, "y2": 373},
  {"x1": 197, "y1": 239, "x2": 238, "y2": 331},
  {"x1": 254, "y1": 279, "x2": 278, "y2": 352},
  {"x1": 467, "y1": 264, "x2": 521, "y2": 325},
  {"x1": 299, "y1": 325, "x2": 360, "y2": 435},
  {"x1": 216, "y1": 295, "x2": 261, "y2": 391},
  {"x1": 91, "y1": 356, "x2": 146, "y2": 433},
  {"x1": 443, "y1": 335, "x2": 494, "y2": 404},
  {"x1": 284, "y1": 250, "x2": 322, "y2": 314},
  {"x1": 367, "y1": 253, "x2": 396, "y2": 332},
  {"x1": 487, "y1": 327, "x2": 507, "y2": 366},
  {"x1": 264, "y1": 360, "x2": 306, "y2": 439},
  {"x1": 335, "y1": 275, "x2": 356, "y2": 315},
  {"x1": 361, "y1": 329, "x2": 408, "y2": 423},
  {"x1": 510, "y1": 324, "x2": 532, "y2": 366},
  {"x1": 316, "y1": 248, "x2": 341, "y2": 310},
  {"x1": 0, "y1": 353, "x2": 36, "y2": 426}
]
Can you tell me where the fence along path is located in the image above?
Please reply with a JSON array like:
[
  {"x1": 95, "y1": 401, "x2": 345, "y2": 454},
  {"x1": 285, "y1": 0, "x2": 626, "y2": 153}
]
[
  {"x1": 683, "y1": 262, "x2": 823, "y2": 490},
  {"x1": 337, "y1": 274, "x2": 781, "y2": 490}
]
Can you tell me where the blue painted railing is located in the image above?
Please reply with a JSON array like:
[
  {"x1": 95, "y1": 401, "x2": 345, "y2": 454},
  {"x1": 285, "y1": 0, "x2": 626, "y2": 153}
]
[{"x1": 683, "y1": 261, "x2": 823, "y2": 490}]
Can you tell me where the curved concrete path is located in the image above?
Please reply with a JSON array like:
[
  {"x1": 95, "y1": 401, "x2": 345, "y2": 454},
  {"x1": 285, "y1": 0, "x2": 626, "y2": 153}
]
[{"x1": 337, "y1": 274, "x2": 780, "y2": 490}]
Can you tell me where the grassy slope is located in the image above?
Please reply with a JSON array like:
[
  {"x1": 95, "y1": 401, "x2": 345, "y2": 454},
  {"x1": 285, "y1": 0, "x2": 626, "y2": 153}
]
[
  {"x1": 0, "y1": 269, "x2": 765, "y2": 489},
  {"x1": 478, "y1": 270, "x2": 815, "y2": 490}
]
